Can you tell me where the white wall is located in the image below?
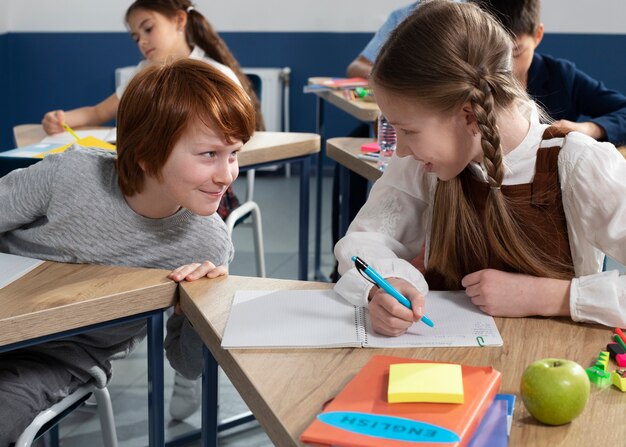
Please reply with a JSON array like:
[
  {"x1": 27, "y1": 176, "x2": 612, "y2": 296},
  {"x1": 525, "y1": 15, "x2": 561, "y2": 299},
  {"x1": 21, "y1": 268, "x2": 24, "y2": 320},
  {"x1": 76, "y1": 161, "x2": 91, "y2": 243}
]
[{"x1": 1, "y1": 0, "x2": 625, "y2": 34}]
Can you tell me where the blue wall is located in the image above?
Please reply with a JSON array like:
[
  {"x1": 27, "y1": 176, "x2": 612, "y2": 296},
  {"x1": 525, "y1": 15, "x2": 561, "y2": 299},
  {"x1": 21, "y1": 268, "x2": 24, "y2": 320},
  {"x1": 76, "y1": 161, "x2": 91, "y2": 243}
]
[
  {"x1": 0, "y1": 34, "x2": 9, "y2": 146},
  {"x1": 1, "y1": 31, "x2": 371, "y2": 151},
  {"x1": 2, "y1": 31, "x2": 626, "y2": 152}
]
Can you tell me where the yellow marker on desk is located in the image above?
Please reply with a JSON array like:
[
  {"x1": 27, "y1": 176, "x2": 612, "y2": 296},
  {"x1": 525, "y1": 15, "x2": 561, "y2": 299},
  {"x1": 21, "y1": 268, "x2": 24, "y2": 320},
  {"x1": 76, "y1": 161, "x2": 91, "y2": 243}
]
[{"x1": 62, "y1": 123, "x2": 80, "y2": 140}]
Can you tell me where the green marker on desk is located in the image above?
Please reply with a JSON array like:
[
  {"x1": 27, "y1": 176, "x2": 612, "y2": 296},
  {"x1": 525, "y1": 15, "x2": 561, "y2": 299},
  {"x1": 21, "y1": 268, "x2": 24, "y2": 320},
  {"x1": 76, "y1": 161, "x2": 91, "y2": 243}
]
[{"x1": 352, "y1": 255, "x2": 434, "y2": 327}]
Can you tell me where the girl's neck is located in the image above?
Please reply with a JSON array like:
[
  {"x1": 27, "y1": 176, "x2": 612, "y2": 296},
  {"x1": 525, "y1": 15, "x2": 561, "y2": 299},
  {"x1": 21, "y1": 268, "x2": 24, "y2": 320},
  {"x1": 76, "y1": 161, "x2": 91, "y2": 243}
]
[
  {"x1": 172, "y1": 44, "x2": 193, "y2": 61},
  {"x1": 497, "y1": 103, "x2": 531, "y2": 155}
]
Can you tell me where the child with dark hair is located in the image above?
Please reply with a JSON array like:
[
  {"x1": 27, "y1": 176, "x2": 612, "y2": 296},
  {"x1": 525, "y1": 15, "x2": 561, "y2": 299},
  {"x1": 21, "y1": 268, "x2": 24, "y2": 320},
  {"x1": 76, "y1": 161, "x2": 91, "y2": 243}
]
[{"x1": 472, "y1": 0, "x2": 626, "y2": 146}]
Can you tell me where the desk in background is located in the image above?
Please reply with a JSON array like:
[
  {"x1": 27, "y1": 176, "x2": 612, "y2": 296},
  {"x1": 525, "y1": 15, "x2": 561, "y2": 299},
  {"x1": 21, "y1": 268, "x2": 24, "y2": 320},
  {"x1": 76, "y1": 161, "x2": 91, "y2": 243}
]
[
  {"x1": 307, "y1": 78, "x2": 380, "y2": 281},
  {"x1": 0, "y1": 261, "x2": 177, "y2": 446},
  {"x1": 180, "y1": 274, "x2": 623, "y2": 447},
  {"x1": 327, "y1": 137, "x2": 626, "y2": 237},
  {"x1": 10, "y1": 125, "x2": 320, "y2": 281},
  {"x1": 327, "y1": 137, "x2": 380, "y2": 236}
]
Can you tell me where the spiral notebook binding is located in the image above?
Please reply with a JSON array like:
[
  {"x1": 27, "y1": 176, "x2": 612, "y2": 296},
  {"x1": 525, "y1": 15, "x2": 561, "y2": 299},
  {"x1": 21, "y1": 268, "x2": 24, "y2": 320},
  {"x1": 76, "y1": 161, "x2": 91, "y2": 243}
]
[{"x1": 355, "y1": 306, "x2": 368, "y2": 347}]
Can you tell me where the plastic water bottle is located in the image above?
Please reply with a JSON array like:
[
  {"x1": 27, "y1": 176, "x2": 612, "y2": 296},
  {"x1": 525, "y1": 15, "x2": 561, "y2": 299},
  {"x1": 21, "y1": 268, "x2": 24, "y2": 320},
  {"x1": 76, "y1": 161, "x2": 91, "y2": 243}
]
[{"x1": 377, "y1": 114, "x2": 396, "y2": 171}]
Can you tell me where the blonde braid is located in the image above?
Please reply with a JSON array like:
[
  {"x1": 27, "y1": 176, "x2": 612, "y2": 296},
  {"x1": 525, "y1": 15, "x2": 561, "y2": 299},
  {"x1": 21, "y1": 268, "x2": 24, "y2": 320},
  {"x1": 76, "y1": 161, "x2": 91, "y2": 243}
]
[{"x1": 471, "y1": 76, "x2": 504, "y2": 188}]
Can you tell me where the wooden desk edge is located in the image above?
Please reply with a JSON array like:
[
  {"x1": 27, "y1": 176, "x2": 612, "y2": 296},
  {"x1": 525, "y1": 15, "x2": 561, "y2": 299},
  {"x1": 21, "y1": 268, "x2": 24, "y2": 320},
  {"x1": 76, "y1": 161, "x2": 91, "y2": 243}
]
[
  {"x1": 179, "y1": 277, "x2": 333, "y2": 447},
  {"x1": 327, "y1": 137, "x2": 382, "y2": 182},
  {"x1": 240, "y1": 133, "x2": 320, "y2": 167},
  {"x1": 179, "y1": 280, "x2": 299, "y2": 446},
  {"x1": 318, "y1": 91, "x2": 379, "y2": 122},
  {"x1": 0, "y1": 268, "x2": 178, "y2": 347}
]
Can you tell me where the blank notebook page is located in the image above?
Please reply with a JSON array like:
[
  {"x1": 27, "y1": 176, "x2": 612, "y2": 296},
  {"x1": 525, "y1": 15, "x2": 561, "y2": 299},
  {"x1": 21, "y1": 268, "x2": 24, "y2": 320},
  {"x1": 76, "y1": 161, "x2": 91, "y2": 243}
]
[
  {"x1": 365, "y1": 291, "x2": 503, "y2": 347},
  {"x1": 221, "y1": 290, "x2": 362, "y2": 348}
]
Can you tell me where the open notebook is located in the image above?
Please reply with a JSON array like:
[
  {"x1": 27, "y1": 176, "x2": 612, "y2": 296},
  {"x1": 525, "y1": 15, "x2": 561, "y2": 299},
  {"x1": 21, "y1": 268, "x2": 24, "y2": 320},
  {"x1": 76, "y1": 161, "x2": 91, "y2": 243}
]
[
  {"x1": 221, "y1": 290, "x2": 503, "y2": 349},
  {"x1": 40, "y1": 128, "x2": 117, "y2": 145}
]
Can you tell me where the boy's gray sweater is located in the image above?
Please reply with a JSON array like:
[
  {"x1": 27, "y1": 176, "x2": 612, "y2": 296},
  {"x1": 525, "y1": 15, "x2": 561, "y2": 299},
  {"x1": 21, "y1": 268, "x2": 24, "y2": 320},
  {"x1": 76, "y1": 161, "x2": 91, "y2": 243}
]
[{"x1": 0, "y1": 147, "x2": 234, "y2": 383}]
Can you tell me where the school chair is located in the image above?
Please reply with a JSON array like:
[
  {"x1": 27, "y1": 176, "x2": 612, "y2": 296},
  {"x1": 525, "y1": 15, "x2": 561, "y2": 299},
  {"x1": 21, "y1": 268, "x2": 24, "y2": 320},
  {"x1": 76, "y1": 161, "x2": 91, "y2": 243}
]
[
  {"x1": 217, "y1": 72, "x2": 267, "y2": 278},
  {"x1": 242, "y1": 67, "x2": 292, "y2": 176},
  {"x1": 15, "y1": 384, "x2": 118, "y2": 447}
]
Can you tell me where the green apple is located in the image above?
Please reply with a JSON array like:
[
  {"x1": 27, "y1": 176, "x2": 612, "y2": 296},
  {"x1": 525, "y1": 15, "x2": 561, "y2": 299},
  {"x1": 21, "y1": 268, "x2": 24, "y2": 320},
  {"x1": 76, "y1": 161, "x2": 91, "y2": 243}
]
[{"x1": 520, "y1": 358, "x2": 590, "y2": 425}]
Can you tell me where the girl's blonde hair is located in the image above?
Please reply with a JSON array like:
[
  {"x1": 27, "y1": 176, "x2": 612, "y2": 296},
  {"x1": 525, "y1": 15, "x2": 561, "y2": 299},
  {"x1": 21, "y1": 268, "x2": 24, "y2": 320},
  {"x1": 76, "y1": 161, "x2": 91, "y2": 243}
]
[
  {"x1": 372, "y1": 0, "x2": 574, "y2": 289},
  {"x1": 126, "y1": 0, "x2": 265, "y2": 130}
]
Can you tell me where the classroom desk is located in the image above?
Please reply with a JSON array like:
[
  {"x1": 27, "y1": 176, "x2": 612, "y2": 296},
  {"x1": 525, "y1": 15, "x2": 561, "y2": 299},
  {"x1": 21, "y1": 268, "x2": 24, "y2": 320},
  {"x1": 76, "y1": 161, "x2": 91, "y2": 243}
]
[
  {"x1": 327, "y1": 137, "x2": 381, "y2": 183},
  {"x1": 307, "y1": 78, "x2": 380, "y2": 281},
  {"x1": 326, "y1": 137, "x2": 381, "y2": 236},
  {"x1": 180, "y1": 275, "x2": 624, "y2": 447},
  {"x1": 0, "y1": 261, "x2": 177, "y2": 446},
  {"x1": 328, "y1": 137, "x2": 626, "y2": 238},
  {"x1": 10, "y1": 125, "x2": 320, "y2": 281}
]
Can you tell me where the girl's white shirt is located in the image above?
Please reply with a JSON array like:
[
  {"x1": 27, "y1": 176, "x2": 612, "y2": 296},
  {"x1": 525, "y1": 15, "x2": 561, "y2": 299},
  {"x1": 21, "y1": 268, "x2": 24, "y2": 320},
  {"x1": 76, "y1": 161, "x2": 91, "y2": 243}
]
[
  {"x1": 334, "y1": 102, "x2": 626, "y2": 327},
  {"x1": 116, "y1": 46, "x2": 241, "y2": 99}
]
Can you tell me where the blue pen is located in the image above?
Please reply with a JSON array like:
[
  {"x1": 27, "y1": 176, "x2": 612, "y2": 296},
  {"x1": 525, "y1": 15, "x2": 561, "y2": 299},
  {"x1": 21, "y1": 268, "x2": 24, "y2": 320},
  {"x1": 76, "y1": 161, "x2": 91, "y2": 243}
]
[{"x1": 352, "y1": 255, "x2": 435, "y2": 327}]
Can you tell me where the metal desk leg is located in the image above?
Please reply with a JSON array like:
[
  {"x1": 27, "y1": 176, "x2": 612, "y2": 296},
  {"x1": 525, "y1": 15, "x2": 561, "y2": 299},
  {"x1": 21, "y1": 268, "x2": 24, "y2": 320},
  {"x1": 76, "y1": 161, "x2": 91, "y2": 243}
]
[
  {"x1": 202, "y1": 345, "x2": 219, "y2": 447},
  {"x1": 147, "y1": 311, "x2": 165, "y2": 447},
  {"x1": 314, "y1": 96, "x2": 328, "y2": 281},
  {"x1": 339, "y1": 164, "x2": 351, "y2": 237},
  {"x1": 299, "y1": 156, "x2": 311, "y2": 281}
]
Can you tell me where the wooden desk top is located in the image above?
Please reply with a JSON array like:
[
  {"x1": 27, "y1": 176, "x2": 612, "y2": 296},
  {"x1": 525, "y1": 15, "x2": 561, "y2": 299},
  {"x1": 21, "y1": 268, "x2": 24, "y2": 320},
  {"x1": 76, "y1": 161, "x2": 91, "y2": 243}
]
[
  {"x1": 239, "y1": 131, "x2": 319, "y2": 167},
  {"x1": 329, "y1": 137, "x2": 626, "y2": 183},
  {"x1": 0, "y1": 261, "x2": 177, "y2": 347},
  {"x1": 180, "y1": 275, "x2": 624, "y2": 447},
  {"x1": 12, "y1": 125, "x2": 320, "y2": 168},
  {"x1": 327, "y1": 137, "x2": 382, "y2": 182},
  {"x1": 307, "y1": 78, "x2": 379, "y2": 122}
]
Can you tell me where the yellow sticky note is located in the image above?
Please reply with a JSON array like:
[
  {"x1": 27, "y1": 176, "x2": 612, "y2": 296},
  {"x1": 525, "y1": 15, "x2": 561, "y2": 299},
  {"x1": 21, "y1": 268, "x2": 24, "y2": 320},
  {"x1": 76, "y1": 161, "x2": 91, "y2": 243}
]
[{"x1": 388, "y1": 363, "x2": 464, "y2": 404}]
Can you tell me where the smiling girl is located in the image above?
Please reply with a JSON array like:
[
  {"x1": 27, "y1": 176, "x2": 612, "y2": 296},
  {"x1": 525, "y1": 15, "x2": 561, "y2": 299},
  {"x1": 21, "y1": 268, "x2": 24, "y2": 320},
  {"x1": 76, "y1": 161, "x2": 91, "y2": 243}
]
[
  {"x1": 42, "y1": 0, "x2": 263, "y2": 134},
  {"x1": 0, "y1": 58, "x2": 255, "y2": 443},
  {"x1": 334, "y1": 0, "x2": 626, "y2": 336}
]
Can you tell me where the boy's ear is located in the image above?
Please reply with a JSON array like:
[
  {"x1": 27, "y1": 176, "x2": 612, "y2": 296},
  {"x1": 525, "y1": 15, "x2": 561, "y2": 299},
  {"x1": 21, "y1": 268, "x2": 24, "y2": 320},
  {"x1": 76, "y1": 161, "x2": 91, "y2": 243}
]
[{"x1": 533, "y1": 23, "x2": 545, "y2": 48}]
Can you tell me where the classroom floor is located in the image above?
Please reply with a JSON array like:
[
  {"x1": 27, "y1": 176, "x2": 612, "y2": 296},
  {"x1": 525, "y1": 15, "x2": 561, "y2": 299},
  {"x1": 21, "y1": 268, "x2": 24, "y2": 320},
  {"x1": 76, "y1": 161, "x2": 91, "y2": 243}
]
[{"x1": 54, "y1": 169, "x2": 337, "y2": 446}]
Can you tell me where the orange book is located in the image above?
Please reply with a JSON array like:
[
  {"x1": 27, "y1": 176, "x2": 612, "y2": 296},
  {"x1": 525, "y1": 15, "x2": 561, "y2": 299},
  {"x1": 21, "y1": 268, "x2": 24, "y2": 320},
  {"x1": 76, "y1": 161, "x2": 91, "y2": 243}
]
[{"x1": 300, "y1": 355, "x2": 501, "y2": 447}]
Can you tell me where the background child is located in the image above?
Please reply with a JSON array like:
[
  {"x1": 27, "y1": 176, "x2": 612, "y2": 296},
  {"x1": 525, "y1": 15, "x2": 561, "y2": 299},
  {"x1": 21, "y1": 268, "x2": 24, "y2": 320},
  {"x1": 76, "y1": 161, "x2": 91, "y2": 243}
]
[
  {"x1": 41, "y1": 0, "x2": 264, "y2": 134},
  {"x1": 334, "y1": 0, "x2": 626, "y2": 337},
  {"x1": 471, "y1": 0, "x2": 626, "y2": 146},
  {"x1": 346, "y1": 2, "x2": 419, "y2": 79},
  {"x1": 0, "y1": 58, "x2": 255, "y2": 444}
]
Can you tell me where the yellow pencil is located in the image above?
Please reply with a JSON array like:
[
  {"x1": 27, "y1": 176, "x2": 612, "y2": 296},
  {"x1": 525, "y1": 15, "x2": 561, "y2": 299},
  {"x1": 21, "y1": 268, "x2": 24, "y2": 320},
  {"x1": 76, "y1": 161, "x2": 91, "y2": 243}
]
[{"x1": 62, "y1": 123, "x2": 80, "y2": 141}]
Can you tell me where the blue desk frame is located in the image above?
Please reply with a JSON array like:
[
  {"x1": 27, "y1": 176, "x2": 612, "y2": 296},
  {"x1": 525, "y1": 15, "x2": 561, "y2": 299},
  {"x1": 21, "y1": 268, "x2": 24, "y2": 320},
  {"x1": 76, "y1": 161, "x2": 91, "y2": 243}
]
[{"x1": 0, "y1": 309, "x2": 167, "y2": 447}]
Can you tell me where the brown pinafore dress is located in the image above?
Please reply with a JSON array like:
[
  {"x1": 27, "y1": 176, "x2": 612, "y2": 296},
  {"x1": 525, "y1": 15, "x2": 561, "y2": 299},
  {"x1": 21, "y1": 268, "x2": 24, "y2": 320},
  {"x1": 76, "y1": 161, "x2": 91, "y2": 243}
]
[{"x1": 425, "y1": 127, "x2": 575, "y2": 290}]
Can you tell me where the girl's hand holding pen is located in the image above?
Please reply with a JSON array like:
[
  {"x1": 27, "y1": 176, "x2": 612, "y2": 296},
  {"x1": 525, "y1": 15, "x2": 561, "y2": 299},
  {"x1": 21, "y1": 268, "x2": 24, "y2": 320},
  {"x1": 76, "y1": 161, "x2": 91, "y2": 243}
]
[
  {"x1": 42, "y1": 109, "x2": 66, "y2": 135},
  {"x1": 368, "y1": 277, "x2": 425, "y2": 337}
]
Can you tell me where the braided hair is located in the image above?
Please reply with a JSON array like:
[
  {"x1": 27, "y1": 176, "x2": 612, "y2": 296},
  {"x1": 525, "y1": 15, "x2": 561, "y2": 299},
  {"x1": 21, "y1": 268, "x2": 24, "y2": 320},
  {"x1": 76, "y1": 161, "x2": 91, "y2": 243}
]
[{"x1": 372, "y1": 0, "x2": 573, "y2": 289}]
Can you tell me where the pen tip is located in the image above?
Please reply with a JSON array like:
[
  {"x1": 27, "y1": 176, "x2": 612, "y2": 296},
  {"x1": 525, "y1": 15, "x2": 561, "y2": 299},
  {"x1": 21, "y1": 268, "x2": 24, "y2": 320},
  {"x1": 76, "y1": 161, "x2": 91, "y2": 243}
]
[{"x1": 351, "y1": 256, "x2": 357, "y2": 262}]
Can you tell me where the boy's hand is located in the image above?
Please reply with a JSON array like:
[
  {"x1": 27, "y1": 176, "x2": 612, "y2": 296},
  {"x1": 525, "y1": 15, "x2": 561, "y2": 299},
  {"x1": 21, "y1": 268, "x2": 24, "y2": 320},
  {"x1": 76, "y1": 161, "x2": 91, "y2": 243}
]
[
  {"x1": 368, "y1": 277, "x2": 425, "y2": 336},
  {"x1": 42, "y1": 110, "x2": 66, "y2": 135},
  {"x1": 168, "y1": 261, "x2": 228, "y2": 282}
]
